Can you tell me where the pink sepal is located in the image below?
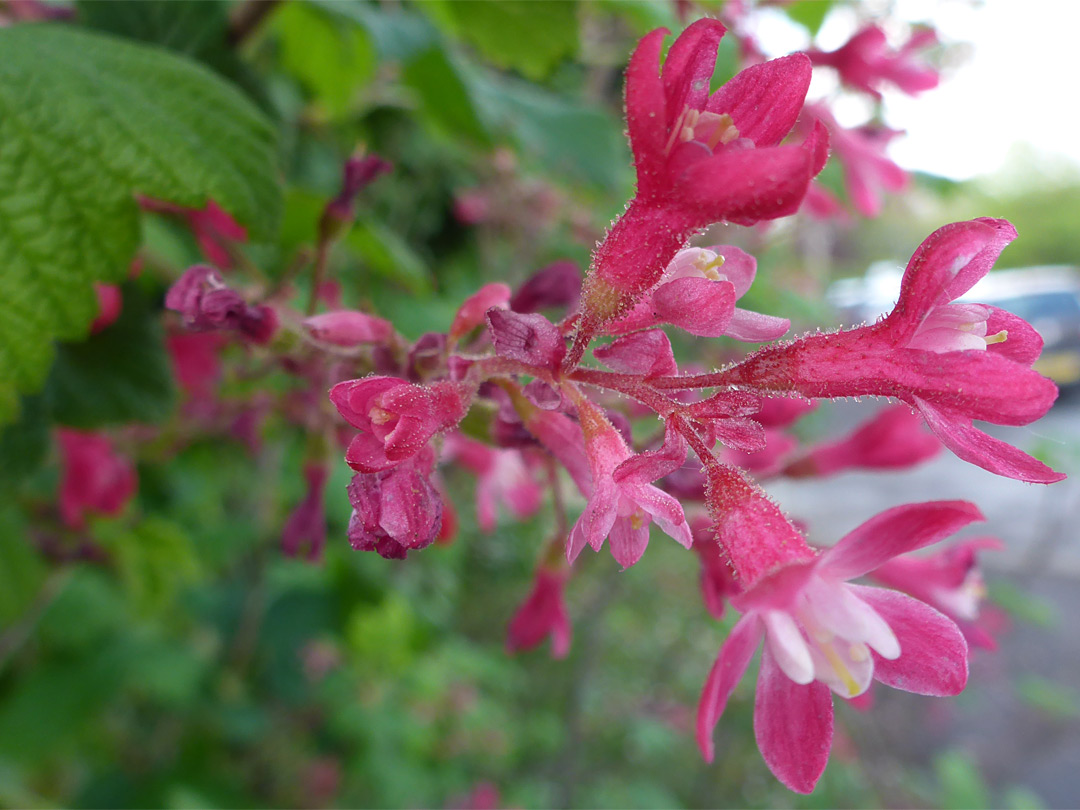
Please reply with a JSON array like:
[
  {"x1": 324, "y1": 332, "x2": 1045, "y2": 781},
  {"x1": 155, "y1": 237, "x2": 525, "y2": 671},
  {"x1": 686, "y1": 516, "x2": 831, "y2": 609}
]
[
  {"x1": 506, "y1": 567, "x2": 572, "y2": 659},
  {"x1": 985, "y1": 306, "x2": 1043, "y2": 366},
  {"x1": 754, "y1": 645, "x2": 834, "y2": 794},
  {"x1": 486, "y1": 309, "x2": 566, "y2": 369},
  {"x1": 450, "y1": 283, "x2": 511, "y2": 339},
  {"x1": 303, "y1": 310, "x2": 393, "y2": 346},
  {"x1": 594, "y1": 330, "x2": 677, "y2": 377},
  {"x1": 821, "y1": 500, "x2": 983, "y2": 581},
  {"x1": 697, "y1": 614, "x2": 761, "y2": 762},
  {"x1": 705, "y1": 53, "x2": 811, "y2": 147},
  {"x1": 852, "y1": 586, "x2": 969, "y2": 696}
]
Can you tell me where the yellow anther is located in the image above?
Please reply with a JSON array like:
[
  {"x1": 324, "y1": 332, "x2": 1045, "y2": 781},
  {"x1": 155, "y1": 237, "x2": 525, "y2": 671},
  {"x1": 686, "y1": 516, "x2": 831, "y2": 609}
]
[
  {"x1": 821, "y1": 641, "x2": 861, "y2": 697},
  {"x1": 985, "y1": 329, "x2": 1009, "y2": 345},
  {"x1": 848, "y1": 642, "x2": 869, "y2": 663},
  {"x1": 629, "y1": 512, "x2": 646, "y2": 531},
  {"x1": 369, "y1": 406, "x2": 394, "y2": 425}
]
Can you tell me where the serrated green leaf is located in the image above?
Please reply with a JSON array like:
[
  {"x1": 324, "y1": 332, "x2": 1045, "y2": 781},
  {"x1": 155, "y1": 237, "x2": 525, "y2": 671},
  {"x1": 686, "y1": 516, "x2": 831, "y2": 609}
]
[
  {"x1": 44, "y1": 285, "x2": 176, "y2": 428},
  {"x1": 436, "y1": 0, "x2": 579, "y2": 80},
  {"x1": 402, "y1": 45, "x2": 493, "y2": 145},
  {"x1": 0, "y1": 24, "x2": 280, "y2": 424}
]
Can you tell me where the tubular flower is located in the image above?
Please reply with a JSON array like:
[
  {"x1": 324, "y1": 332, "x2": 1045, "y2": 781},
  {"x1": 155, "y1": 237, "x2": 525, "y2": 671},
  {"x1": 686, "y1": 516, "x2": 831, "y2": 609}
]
[
  {"x1": 606, "y1": 246, "x2": 790, "y2": 341},
  {"x1": 330, "y1": 376, "x2": 472, "y2": 474},
  {"x1": 444, "y1": 433, "x2": 543, "y2": 532},
  {"x1": 697, "y1": 501, "x2": 980, "y2": 793},
  {"x1": 571, "y1": 19, "x2": 827, "y2": 359},
  {"x1": 808, "y1": 25, "x2": 939, "y2": 99},
  {"x1": 720, "y1": 219, "x2": 1064, "y2": 483}
]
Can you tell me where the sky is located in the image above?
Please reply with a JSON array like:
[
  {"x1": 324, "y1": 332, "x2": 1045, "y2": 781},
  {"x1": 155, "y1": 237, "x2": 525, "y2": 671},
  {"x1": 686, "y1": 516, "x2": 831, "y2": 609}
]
[{"x1": 759, "y1": 0, "x2": 1080, "y2": 182}]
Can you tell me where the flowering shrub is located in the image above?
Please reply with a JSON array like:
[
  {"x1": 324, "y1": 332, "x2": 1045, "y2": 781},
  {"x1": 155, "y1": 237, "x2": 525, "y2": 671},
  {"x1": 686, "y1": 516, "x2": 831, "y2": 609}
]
[{"x1": 0, "y1": 1, "x2": 1069, "y2": 807}]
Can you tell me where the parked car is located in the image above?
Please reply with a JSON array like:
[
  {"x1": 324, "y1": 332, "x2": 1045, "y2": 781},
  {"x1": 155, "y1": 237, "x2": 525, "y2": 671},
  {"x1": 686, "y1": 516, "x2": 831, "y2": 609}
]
[{"x1": 827, "y1": 264, "x2": 1080, "y2": 387}]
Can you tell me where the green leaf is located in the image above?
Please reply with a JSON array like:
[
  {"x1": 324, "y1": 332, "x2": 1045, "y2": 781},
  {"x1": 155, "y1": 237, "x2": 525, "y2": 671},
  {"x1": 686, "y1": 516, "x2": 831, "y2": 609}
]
[
  {"x1": 346, "y1": 219, "x2": 434, "y2": 295},
  {"x1": 0, "y1": 395, "x2": 50, "y2": 490},
  {"x1": 44, "y1": 284, "x2": 176, "y2": 428},
  {"x1": 94, "y1": 516, "x2": 200, "y2": 614},
  {"x1": 786, "y1": 0, "x2": 834, "y2": 38},
  {"x1": 0, "y1": 509, "x2": 47, "y2": 627},
  {"x1": 402, "y1": 45, "x2": 493, "y2": 145},
  {"x1": 273, "y1": 1, "x2": 376, "y2": 118},
  {"x1": 436, "y1": 0, "x2": 580, "y2": 80},
  {"x1": 0, "y1": 24, "x2": 280, "y2": 425}
]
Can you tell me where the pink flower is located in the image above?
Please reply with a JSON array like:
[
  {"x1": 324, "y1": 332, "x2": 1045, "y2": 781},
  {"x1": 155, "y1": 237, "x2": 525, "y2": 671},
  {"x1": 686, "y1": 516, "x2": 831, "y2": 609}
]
[
  {"x1": 691, "y1": 515, "x2": 742, "y2": 620},
  {"x1": 303, "y1": 310, "x2": 393, "y2": 347},
  {"x1": 572, "y1": 19, "x2": 826, "y2": 350},
  {"x1": 188, "y1": 200, "x2": 248, "y2": 269},
  {"x1": 697, "y1": 501, "x2": 980, "y2": 793},
  {"x1": 606, "y1": 246, "x2": 790, "y2": 341},
  {"x1": 444, "y1": 434, "x2": 543, "y2": 532},
  {"x1": 784, "y1": 405, "x2": 940, "y2": 477},
  {"x1": 90, "y1": 284, "x2": 123, "y2": 334},
  {"x1": 869, "y1": 537, "x2": 1003, "y2": 650},
  {"x1": 568, "y1": 402, "x2": 692, "y2": 567},
  {"x1": 166, "y1": 332, "x2": 225, "y2": 400},
  {"x1": 330, "y1": 376, "x2": 472, "y2": 473},
  {"x1": 808, "y1": 25, "x2": 939, "y2": 99},
  {"x1": 347, "y1": 446, "x2": 442, "y2": 559},
  {"x1": 450, "y1": 283, "x2": 511, "y2": 341},
  {"x1": 723, "y1": 219, "x2": 1064, "y2": 483},
  {"x1": 282, "y1": 463, "x2": 329, "y2": 561},
  {"x1": 486, "y1": 309, "x2": 566, "y2": 370},
  {"x1": 506, "y1": 567, "x2": 572, "y2": 658},
  {"x1": 509, "y1": 260, "x2": 581, "y2": 315},
  {"x1": 320, "y1": 152, "x2": 391, "y2": 238},
  {"x1": 57, "y1": 429, "x2": 138, "y2": 529},
  {"x1": 165, "y1": 265, "x2": 277, "y2": 344},
  {"x1": 806, "y1": 105, "x2": 908, "y2": 217}
]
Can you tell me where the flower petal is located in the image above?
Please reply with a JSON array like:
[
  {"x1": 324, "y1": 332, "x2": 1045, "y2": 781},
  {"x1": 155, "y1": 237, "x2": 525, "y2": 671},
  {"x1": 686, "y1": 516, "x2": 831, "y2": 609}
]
[
  {"x1": 762, "y1": 610, "x2": 814, "y2": 685},
  {"x1": 754, "y1": 645, "x2": 834, "y2": 794},
  {"x1": 625, "y1": 28, "x2": 670, "y2": 196},
  {"x1": 850, "y1": 586, "x2": 969, "y2": 696},
  {"x1": 916, "y1": 398, "x2": 1066, "y2": 484},
  {"x1": 594, "y1": 329, "x2": 678, "y2": 377},
  {"x1": 821, "y1": 500, "x2": 983, "y2": 581},
  {"x1": 984, "y1": 305, "x2": 1043, "y2": 367},
  {"x1": 661, "y1": 19, "x2": 726, "y2": 132},
  {"x1": 706, "y1": 54, "x2": 812, "y2": 147},
  {"x1": 725, "y1": 307, "x2": 791, "y2": 342},
  {"x1": 652, "y1": 276, "x2": 736, "y2": 337},
  {"x1": 697, "y1": 614, "x2": 762, "y2": 762}
]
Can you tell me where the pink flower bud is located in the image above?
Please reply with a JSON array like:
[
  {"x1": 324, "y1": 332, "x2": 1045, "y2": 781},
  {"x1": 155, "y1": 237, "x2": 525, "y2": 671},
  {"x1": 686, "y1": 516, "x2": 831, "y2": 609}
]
[
  {"x1": 450, "y1": 283, "x2": 511, "y2": 340},
  {"x1": 330, "y1": 376, "x2": 472, "y2": 473},
  {"x1": 506, "y1": 568, "x2": 572, "y2": 658},
  {"x1": 321, "y1": 153, "x2": 392, "y2": 238},
  {"x1": 57, "y1": 429, "x2": 137, "y2": 529},
  {"x1": 303, "y1": 310, "x2": 393, "y2": 347},
  {"x1": 165, "y1": 265, "x2": 277, "y2": 343},
  {"x1": 510, "y1": 260, "x2": 582, "y2": 314}
]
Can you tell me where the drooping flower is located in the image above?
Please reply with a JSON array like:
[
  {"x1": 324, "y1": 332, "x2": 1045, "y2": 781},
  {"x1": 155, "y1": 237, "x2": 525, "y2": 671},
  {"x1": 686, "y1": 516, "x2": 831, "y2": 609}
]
[
  {"x1": 319, "y1": 152, "x2": 392, "y2": 240},
  {"x1": 697, "y1": 501, "x2": 980, "y2": 793},
  {"x1": 805, "y1": 104, "x2": 909, "y2": 218},
  {"x1": 506, "y1": 566, "x2": 572, "y2": 658},
  {"x1": 330, "y1": 376, "x2": 472, "y2": 474},
  {"x1": 282, "y1": 463, "x2": 330, "y2": 561},
  {"x1": 347, "y1": 446, "x2": 442, "y2": 559},
  {"x1": 165, "y1": 265, "x2": 277, "y2": 344},
  {"x1": 869, "y1": 536, "x2": 1003, "y2": 650},
  {"x1": 691, "y1": 515, "x2": 742, "y2": 620},
  {"x1": 720, "y1": 219, "x2": 1064, "y2": 483},
  {"x1": 784, "y1": 405, "x2": 940, "y2": 477},
  {"x1": 808, "y1": 25, "x2": 939, "y2": 99},
  {"x1": 570, "y1": 19, "x2": 827, "y2": 360},
  {"x1": 57, "y1": 429, "x2": 138, "y2": 529},
  {"x1": 444, "y1": 433, "x2": 543, "y2": 532},
  {"x1": 606, "y1": 246, "x2": 790, "y2": 341},
  {"x1": 568, "y1": 401, "x2": 692, "y2": 567}
]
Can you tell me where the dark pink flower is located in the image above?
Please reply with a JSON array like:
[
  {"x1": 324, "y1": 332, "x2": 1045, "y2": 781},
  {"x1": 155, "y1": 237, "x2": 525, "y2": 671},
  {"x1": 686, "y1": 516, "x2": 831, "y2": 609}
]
[
  {"x1": 806, "y1": 105, "x2": 908, "y2": 218},
  {"x1": 90, "y1": 284, "x2": 123, "y2": 334},
  {"x1": 572, "y1": 19, "x2": 825, "y2": 350},
  {"x1": 869, "y1": 536, "x2": 1003, "y2": 650},
  {"x1": 594, "y1": 330, "x2": 678, "y2": 378},
  {"x1": 808, "y1": 25, "x2": 939, "y2": 99},
  {"x1": 165, "y1": 265, "x2": 277, "y2": 344},
  {"x1": 784, "y1": 405, "x2": 940, "y2": 477},
  {"x1": 723, "y1": 219, "x2": 1064, "y2": 483},
  {"x1": 506, "y1": 567, "x2": 572, "y2": 658},
  {"x1": 330, "y1": 376, "x2": 472, "y2": 473},
  {"x1": 303, "y1": 310, "x2": 393, "y2": 347},
  {"x1": 510, "y1": 260, "x2": 582, "y2": 314},
  {"x1": 691, "y1": 515, "x2": 742, "y2": 620},
  {"x1": 698, "y1": 501, "x2": 980, "y2": 793},
  {"x1": 569, "y1": 402, "x2": 692, "y2": 567},
  {"x1": 444, "y1": 434, "x2": 543, "y2": 532},
  {"x1": 321, "y1": 152, "x2": 391, "y2": 238},
  {"x1": 166, "y1": 332, "x2": 225, "y2": 400},
  {"x1": 347, "y1": 446, "x2": 442, "y2": 559},
  {"x1": 486, "y1": 309, "x2": 566, "y2": 370},
  {"x1": 606, "y1": 246, "x2": 789, "y2": 341},
  {"x1": 57, "y1": 429, "x2": 138, "y2": 529},
  {"x1": 138, "y1": 198, "x2": 247, "y2": 269},
  {"x1": 282, "y1": 463, "x2": 329, "y2": 561}
]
